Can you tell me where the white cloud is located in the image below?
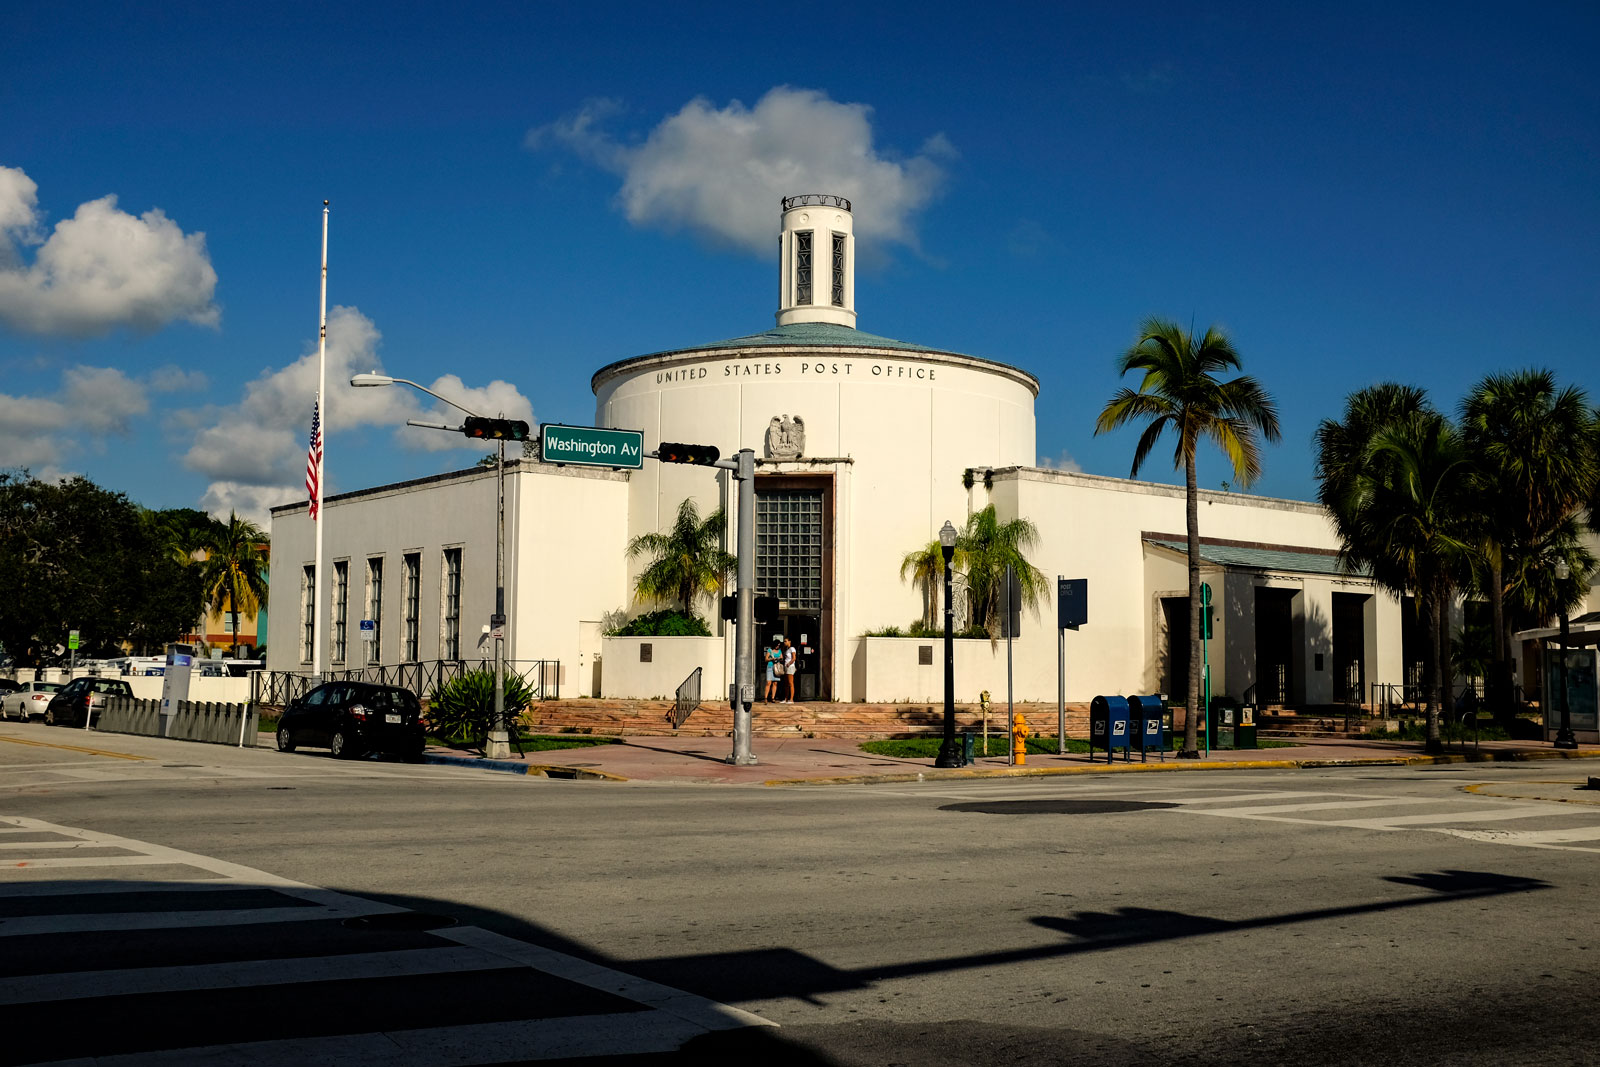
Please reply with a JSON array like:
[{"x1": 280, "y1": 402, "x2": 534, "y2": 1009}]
[
  {"x1": 0, "y1": 365, "x2": 150, "y2": 470},
  {"x1": 198, "y1": 482, "x2": 303, "y2": 527},
  {"x1": 180, "y1": 305, "x2": 536, "y2": 514},
  {"x1": 148, "y1": 364, "x2": 209, "y2": 393},
  {"x1": 0, "y1": 165, "x2": 219, "y2": 336},
  {"x1": 1038, "y1": 450, "x2": 1083, "y2": 473},
  {"x1": 531, "y1": 87, "x2": 950, "y2": 254}
]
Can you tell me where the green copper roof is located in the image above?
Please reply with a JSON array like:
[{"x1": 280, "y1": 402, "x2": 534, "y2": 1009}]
[
  {"x1": 662, "y1": 321, "x2": 972, "y2": 356},
  {"x1": 1146, "y1": 539, "x2": 1367, "y2": 577},
  {"x1": 593, "y1": 322, "x2": 1038, "y2": 393}
]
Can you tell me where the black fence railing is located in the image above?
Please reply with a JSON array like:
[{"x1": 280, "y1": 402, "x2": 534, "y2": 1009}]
[
  {"x1": 252, "y1": 659, "x2": 561, "y2": 709},
  {"x1": 669, "y1": 667, "x2": 702, "y2": 729}
]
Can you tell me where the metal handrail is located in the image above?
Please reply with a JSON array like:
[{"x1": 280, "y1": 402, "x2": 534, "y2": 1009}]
[{"x1": 668, "y1": 667, "x2": 702, "y2": 729}]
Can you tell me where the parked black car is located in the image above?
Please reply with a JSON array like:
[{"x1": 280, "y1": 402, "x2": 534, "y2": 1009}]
[
  {"x1": 44, "y1": 677, "x2": 135, "y2": 727},
  {"x1": 275, "y1": 681, "x2": 426, "y2": 760}
]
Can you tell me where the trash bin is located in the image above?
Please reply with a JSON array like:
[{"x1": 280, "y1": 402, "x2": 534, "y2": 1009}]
[
  {"x1": 1089, "y1": 695, "x2": 1132, "y2": 764},
  {"x1": 1127, "y1": 695, "x2": 1166, "y2": 762},
  {"x1": 1235, "y1": 704, "x2": 1258, "y2": 749},
  {"x1": 962, "y1": 730, "x2": 976, "y2": 764}
]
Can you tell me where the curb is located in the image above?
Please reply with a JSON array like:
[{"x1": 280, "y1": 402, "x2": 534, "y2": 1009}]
[
  {"x1": 421, "y1": 752, "x2": 627, "y2": 781},
  {"x1": 759, "y1": 747, "x2": 1600, "y2": 787}
]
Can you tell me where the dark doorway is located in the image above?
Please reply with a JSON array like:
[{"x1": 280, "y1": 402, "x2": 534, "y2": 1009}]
[
  {"x1": 1255, "y1": 588, "x2": 1296, "y2": 705},
  {"x1": 1401, "y1": 596, "x2": 1427, "y2": 704},
  {"x1": 751, "y1": 474, "x2": 834, "y2": 701},
  {"x1": 1332, "y1": 593, "x2": 1368, "y2": 703},
  {"x1": 1161, "y1": 597, "x2": 1191, "y2": 702}
]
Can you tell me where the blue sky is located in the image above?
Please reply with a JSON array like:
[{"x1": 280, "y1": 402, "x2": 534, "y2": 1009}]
[{"x1": 3, "y1": 2, "x2": 1596, "y2": 522}]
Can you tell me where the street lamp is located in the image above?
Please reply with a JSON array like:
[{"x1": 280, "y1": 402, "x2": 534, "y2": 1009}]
[
  {"x1": 351, "y1": 370, "x2": 513, "y2": 760},
  {"x1": 1553, "y1": 559, "x2": 1577, "y2": 750},
  {"x1": 934, "y1": 520, "x2": 965, "y2": 768}
]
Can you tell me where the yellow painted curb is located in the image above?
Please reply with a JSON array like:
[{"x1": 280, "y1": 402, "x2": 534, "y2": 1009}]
[{"x1": 0, "y1": 734, "x2": 149, "y2": 761}]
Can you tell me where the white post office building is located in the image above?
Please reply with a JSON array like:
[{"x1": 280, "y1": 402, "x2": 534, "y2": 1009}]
[{"x1": 268, "y1": 195, "x2": 1599, "y2": 728}]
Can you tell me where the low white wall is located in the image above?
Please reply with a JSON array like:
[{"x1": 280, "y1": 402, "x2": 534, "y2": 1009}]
[
  {"x1": 601, "y1": 636, "x2": 724, "y2": 700},
  {"x1": 5, "y1": 670, "x2": 252, "y2": 704},
  {"x1": 862, "y1": 636, "x2": 1030, "y2": 703}
]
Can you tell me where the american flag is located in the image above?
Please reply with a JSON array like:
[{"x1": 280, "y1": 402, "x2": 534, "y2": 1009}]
[{"x1": 305, "y1": 400, "x2": 322, "y2": 520}]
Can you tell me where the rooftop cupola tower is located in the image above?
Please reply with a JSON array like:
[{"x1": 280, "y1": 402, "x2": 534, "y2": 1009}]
[{"x1": 776, "y1": 194, "x2": 855, "y2": 328}]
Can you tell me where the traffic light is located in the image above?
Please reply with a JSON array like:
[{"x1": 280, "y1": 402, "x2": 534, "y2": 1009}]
[
  {"x1": 462, "y1": 417, "x2": 530, "y2": 441},
  {"x1": 657, "y1": 441, "x2": 721, "y2": 465}
]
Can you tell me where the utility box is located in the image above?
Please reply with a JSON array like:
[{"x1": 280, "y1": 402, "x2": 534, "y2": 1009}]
[
  {"x1": 1236, "y1": 704, "x2": 1258, "y2": 749},
  {"x1": 1090, "y1": 695, "x2": 1131, "y2": 763},
  {"x1": 1127, "y1": 694, "x2": 1166, "y2": 761}
]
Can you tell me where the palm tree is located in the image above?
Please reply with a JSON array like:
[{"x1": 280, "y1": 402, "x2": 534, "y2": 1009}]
[
  {"x1": 957, "y1": 505, "x2": 1047, "y2": 638},
  {"x1": 1095, "y1": 317, "x2": 1280, "y2": 758},
  {"x1": 900, "y1": 540, "x2": 965, "y2": 630},
  {"x1": 1461, "y1": 370, "x2": 1598, "y2": 724},
  {"x1": 198, "y1": 512, "x2": 269, "y2": 653},
  {"x1": 1338, "y1": 412, "x2": 1475, "y2": 752},
  {"x1": 626, "y1": 498, "x2": 736, "y2": 615}
]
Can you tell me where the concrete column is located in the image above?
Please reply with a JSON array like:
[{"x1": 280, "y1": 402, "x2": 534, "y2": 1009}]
[{"x1": 1299, "y1": 578, "x2": 1335, "y2": 705}]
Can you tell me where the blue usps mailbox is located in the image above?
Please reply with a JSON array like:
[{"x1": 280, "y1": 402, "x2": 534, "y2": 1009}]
[
  {"x1": 1127, "y1": 694, "x2": 1166, "y2": 762},
  {"x1": 1090, "y1": 695, "x2": 1132, "y2": 764}
]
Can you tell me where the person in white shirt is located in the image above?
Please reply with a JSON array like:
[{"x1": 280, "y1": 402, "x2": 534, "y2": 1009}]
[{"x1": 782, "y1": 638, "x2": 797, "y2": 703}]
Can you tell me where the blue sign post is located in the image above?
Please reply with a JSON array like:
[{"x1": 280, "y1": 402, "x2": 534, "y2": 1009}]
[{"x1": 1056, "y1": 577, "x2": 1088, "y2": 755}]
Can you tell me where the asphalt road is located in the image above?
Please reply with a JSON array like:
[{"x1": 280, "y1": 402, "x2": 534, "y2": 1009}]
[{"x1": 2, "y1": 723, "x2": 1598, "y2": 1065}]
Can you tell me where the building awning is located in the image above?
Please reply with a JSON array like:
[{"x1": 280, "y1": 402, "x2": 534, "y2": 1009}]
[
  {"x1": 1514, "y1": 611, "x2": 1600, "y2": 644},
  {"x1": 1144, "y1": 539, "x2": 1367, "y2": 578}
]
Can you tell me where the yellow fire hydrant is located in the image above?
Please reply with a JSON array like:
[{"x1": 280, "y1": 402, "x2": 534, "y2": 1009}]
[{"x1": 1012, "y1": 712, "x2": 1030, "y2": 765}]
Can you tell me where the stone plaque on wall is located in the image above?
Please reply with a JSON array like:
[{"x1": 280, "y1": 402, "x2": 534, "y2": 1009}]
[
  {"x1": 918, "y1": 645, "x2": 933, "y2": 665},
  {"x1": 639, "y1": 643, "x2": 652, "y2": 663}
]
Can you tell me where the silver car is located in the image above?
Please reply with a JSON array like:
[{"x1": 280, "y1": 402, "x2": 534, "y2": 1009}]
[{"x1": 3, "y1": 681, "x2": 63, "y2": 721}]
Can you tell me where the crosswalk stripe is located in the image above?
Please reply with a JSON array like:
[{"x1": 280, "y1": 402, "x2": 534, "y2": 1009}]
[
  {"x1": 1334, "y1": 805, "x2": 1576, "y2": 829},
  {"x1": 32, "y1": 1010, "x2": 722, "y2": 1067},
  {"x1": 0, "y1": 945, "x2": 500, "y2": 1006},
  {"x1": 0, "y1": 900, "x2": 398, "y2": 938},
  {"x1": 1182, "y1": 798, "x2": 1454, "y2": 817}
]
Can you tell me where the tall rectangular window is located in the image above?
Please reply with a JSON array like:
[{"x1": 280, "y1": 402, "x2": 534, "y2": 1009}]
[
  {"x1": 442, "y1": 547, "x2": 462, "y2": 661},
  {"x1": 365, "y1": 557, "x2": 384, "y2": 665},
  {"x1": 331, "y1": 561, "x2": 348, "y2": 663},
  {"x1": 756, "y1": 489, "x2": 824, "y2": 610},
  {"x1": 403, "y1": 553, "x2": 420, "y2": 662},
  {"x1": 795, "y1": 230, "x2": 813, "y2": 305},
  {"x1": 831, "y1": 233, "x2": 845, "y2": 306},
  {"x1": 300, "y1": 565, "x2": 315, "y2": 662}
]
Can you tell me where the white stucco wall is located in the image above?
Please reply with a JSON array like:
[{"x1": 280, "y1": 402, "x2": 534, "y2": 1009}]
[
  {"x1": 268, "y1": 461, "x2": 629, "y2": 686},
  {"x1": 600, "y1": 636, "x2": 723, "y2": 701},
  {"x1": 593, "y1": 339, "x2": 1038, "y2": 702}
]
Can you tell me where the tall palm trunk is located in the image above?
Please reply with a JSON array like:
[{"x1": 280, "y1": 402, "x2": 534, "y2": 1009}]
[
  {"x1": 1182, "y1": 447, "x2": 1202, "y2": 758},
  {"x1": 1489, "y1": 558, "x2": 1512, "y2": 726}
]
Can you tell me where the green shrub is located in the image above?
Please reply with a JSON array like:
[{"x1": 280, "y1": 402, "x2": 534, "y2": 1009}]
[
  {"x1": 864, "y1": 625, "x2": 905, "y2": 637},
  {"x1": 426, "y1": 669, "x2": 537, "y2": 748},
  {"x1": 608, "y1": 610, "x2": 711, "y2": 637}
]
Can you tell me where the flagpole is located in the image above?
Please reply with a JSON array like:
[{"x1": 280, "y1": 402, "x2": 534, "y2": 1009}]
[{"x1": 312, "y1": 200, "x2": 329, "y2": 680}]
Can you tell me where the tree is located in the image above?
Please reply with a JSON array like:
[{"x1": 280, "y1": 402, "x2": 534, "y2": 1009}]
[
  {"x1": 0, "y1": 473, "x2": 202, "y2": 664},
  {"x1": 1460, "y1": 370, "x2": 1598, "y2": 724},
  {"x1": 1095, "y1": 318, "x2": 1280, "y2": 758},
  {"x1": 957, "y1": 505, "x2": 1047, "y2": 638},
  {"x1": 900, "y1": 539, "x2": 965, "y2": 630},
  {"x1": 625, "y1": 498, "x2": 736, "y2": 615},
  {"x1": 1336, "y1": 412, "x2": 1475, "y2": 752},
  {"x1": 198, "y1": 511, "x2": 270, "y2": 653}
]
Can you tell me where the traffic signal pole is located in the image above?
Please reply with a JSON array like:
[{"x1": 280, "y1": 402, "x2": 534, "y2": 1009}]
[{"x1": 727, "y1": 448, "x2": 757, "y2": 765}]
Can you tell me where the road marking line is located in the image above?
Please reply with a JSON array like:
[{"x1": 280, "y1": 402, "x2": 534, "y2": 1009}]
[
  {"x1": 439, "y1": 924, "x2": 775, "y2": 1033},
  {"x1": 0, "y1": 839, "x2": 144, "y2": 850},
  {"x1": 0, "y1": 736, "x2": 147, "y2": 760},
  {"x1": 41, "y1": 1011, "x2": 726, "y2": 1066},
  {"x1": 1184, "y1": 798, "x2": 1451, "y2": 816},
  {"x1": 0, "y1": 945, "x2": 502, "y2": 1005},
  {"x1": 1335, "y1": 806, "x2": 1582, "y2": 829},
  {"x1": 1164, "y1": 791, "x2": 1353, "y2": 804}
]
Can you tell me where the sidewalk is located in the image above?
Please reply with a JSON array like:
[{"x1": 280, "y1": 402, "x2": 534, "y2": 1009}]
[{"x1": 424, "y1": 734, "x2": 1600, "y2": 786}]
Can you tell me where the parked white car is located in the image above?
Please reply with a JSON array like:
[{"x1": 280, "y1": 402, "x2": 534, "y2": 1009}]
[{"x1": 3, "y1": 681, "x2": 63, "y2": 721}]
